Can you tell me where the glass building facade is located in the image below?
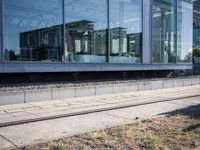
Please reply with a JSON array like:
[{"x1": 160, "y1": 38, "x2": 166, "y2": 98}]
[
  {"x1": 177, "y1": 0, "x2": 193, "y2": 63},
  {"x1": 2, "y1": 0, "x2": 143, "y2": 63},
  {"x1": 152, "y1": 0, "x2": 177, "y2": 63},
  {"x1": 193, "y1": 0, "x2": 200, "y2": 49},
  {"x1": 109, "y1": 0, "x2": 142, "y2": 63},
  {"x1": 65, "y1": 0, "x2": 108, "y2": 63},
  {"x1": 0, "y1": 0, "x2": 194, "y2": 72},
  {"x1": 3, "y1": 0, "x2": 64, "y2": 62},
  {"x1": 152, "y1": 0, "x2": 193, "y2": 64}
]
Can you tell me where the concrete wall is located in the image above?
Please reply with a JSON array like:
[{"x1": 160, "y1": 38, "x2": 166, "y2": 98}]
[
  {"x1": 0, "y1": 63, "x2": 193, "y2": 73},
  {"x1": 0, "y1": 76, "x2": 199, "y2": 105}
]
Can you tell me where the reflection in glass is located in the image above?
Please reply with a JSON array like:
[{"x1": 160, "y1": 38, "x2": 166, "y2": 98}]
[
  {"x1": 152, "y1": 0, "x2": 177, "y2": 63},
  {"x1": 193, "y1": 0, "x2": 200, "y2": 49},
  {"x1": 109, "y1": 0, "x2": 142, "y2": 63},
  {"x1": 177, "y1": 0, "x2": 193, "y2": 63},
  {"x1": 65, "y1": 0, "x2": 107, "y2": 63},
  {"x1": 3, "y1": 0, "x2": 63, "y2": 61}
]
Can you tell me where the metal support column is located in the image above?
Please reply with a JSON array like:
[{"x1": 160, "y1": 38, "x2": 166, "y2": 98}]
[
  {"x1": 142, "y1": 0, "x2": 152, "y2": 64},
  {"x1": 62, "y1": 0, "x2": 66, "y2": 63},
  {"x1": 106, "y1": 0, "x2": 110, "y2": 63}
]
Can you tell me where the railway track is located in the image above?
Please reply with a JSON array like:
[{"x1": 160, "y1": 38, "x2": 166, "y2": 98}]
[{"x1": 0, "y1": 94, "x2": 200, "y2": 128}]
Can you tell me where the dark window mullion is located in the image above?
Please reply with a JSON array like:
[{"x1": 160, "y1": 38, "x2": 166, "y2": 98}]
[
  {"x1": 107, "y1": 0, "x2": 110, "y2": 63},
  {"x1": 0, "y1": 0, "x2": 3, "y2": 62},
  {"x1": 63, "y1": 0, "x2": 66, "y2": 63}
]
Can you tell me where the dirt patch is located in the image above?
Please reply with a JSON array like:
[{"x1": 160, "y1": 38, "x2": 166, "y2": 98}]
[{"x1": 20, "y1": 105, "x2": 200, "y2": 150}]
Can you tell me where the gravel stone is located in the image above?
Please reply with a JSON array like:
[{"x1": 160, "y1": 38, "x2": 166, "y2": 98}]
[{"x1": 0, "y1": 76, "x2": 199, "y2": 93}]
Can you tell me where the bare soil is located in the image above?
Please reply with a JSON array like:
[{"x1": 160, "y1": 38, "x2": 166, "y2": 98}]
[{"x1": 21, "y1": 105, "x2": 200, "y2": 150}]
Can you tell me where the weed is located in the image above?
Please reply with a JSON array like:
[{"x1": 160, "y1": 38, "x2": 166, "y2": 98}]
[
  {"x1": 89, "y1": 131, "x2": 107, "y2": 141},
  {"x1": 47, "y1": 141, "x2": 65, "y2": 150}
]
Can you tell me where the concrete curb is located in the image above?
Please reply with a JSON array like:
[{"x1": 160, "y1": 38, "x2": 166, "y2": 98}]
[{"x1": 0, "y1": 77, "x2": 200, "y2": 105}]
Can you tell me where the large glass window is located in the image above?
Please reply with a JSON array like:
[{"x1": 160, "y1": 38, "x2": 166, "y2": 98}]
[
  {"x1": 152, "y1": 0, "x2": 177, "y2": 63},
  {"x1": 193, "y1": 0, "x2": 200, "y2": 49},
  {"x1": 109, "y1": 0, "x2": 142, "y2": 63},
  {"x1": 65, "y1": 0, "x2": 108, "y2": 63},
  {"x1": 177, "y1": 0, "x2": 193, "y2": 63},
  {"x1": 3, "y1": 0, "x2": 63, "y2": 62}
]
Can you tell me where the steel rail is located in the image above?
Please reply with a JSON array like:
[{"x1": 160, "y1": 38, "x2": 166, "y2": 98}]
[{"x1": 0, "y1": 94, "x2": 200, "y2": 128}]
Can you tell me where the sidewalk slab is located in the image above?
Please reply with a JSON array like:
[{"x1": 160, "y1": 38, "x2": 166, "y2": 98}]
[
  {"x1": 0, "y1": 136, "x2": 16, "y2": 150},
  {"x1": 0, "y1": 97, "x2": 199, "y2": 150},
  {"x1": 0, "y1": 85, "x2": 199, "y2": 126},
  {"x1": 0, "y1": 85, "x2": 199, "y2": 150}
]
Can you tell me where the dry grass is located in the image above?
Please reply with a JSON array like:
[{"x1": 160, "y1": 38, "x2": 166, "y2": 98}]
[{"x1": 22, "y1": 105, "x2": 200, "y2": 150}]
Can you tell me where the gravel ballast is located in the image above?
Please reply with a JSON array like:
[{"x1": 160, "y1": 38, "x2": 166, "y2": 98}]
[{"x1": 0, "y1": 76, "x2": 199, "y2": 93}]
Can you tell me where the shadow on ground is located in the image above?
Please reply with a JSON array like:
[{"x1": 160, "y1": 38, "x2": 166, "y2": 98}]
[
  {"x1": 158, "y1": 104, "x2": 200, "y2": 119},
  {"x1": 158, "y1": 104, "x2": 200, "y2": 135}
]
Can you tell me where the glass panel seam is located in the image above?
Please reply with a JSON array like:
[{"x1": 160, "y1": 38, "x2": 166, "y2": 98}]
[
  {"x1": 107, "y1": 0, "x2": 110, "y2": 63},
  {"x1": 63, "y1": 0, "x2": 66, "y2": 63}
]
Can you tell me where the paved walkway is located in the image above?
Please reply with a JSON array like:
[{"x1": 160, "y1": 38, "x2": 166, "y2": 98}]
[{"x1": 0, "y1": 85, "x2": 200, "y2": 150}]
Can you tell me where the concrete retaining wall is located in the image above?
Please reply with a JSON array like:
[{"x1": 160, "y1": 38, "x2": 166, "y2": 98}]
[{"x1": 0, "y1": 77, "x2": 200, "y2": 105}]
